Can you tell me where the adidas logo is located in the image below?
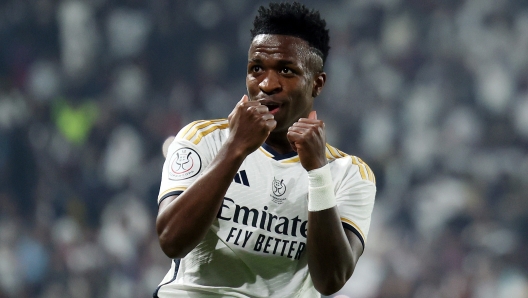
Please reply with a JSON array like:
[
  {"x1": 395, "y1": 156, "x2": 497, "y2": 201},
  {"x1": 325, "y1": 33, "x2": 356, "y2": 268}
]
[{"x1": 233, "y1": 170, "x2": 250, "y2": 187}]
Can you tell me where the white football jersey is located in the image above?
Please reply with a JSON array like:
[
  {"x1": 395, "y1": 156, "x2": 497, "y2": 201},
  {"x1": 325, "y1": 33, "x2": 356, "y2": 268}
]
[{"x1": 155, "y1": 119, "x2": 376, "y2": 298}]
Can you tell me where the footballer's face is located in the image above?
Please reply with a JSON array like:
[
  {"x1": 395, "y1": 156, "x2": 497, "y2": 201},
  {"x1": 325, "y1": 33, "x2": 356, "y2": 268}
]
[{"x1": 246, "y1": 34, "x2": 326, "y2": 133}]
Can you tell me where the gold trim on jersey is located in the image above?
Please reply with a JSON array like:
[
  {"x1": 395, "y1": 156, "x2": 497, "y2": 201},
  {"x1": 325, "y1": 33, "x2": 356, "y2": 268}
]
[
  {"x1": 258, "y1": 145, "x2": 300, "y2": 163},
  {"x1": 281, "y1": 156, "x2": 300, "y2": 163},
  {"x1": 340, "y1": 217, "x2": 366, "y2": 242},
  {"x1": 358, "y1": 156, "x2": 376, "y2": 184},
  {"x1": 177, "y1": 119, "x2": 229, "y2": 145},
  {"x1": 158, "y1": 186, "x2": 188, "y2": 201},
  {"x1": 258, "y1": 147, "x2": 274, "y2": 158},
  {"x1": 351, "y1": 156, "x2": 367, "y2": 181},
  {"x1": 325, "y1": 144, "x2": 376, "y2": 184},
  {"x1": 258, "y1": 142, "x2": 375, "y2": 179},
  {"x1": 325, "y1": 144, "x2": 346, "y2": 159},
  {"x1": 192, "y1": 123, "x2": 229, "y2": 145}
]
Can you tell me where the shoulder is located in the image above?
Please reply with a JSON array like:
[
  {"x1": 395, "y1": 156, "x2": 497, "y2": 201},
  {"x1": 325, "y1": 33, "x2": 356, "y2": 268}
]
[
  {"x1": 325, "y1": 143, "x2": 376, "y2": 185},
  {"x1": 175, "y1": 119, "x2": 229, "y2": 145}
]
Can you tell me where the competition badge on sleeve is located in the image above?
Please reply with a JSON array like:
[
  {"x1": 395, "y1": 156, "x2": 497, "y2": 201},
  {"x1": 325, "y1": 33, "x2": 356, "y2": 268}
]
[{"x1": 168, "y1": 147, "x2": 202, "y2": 180}]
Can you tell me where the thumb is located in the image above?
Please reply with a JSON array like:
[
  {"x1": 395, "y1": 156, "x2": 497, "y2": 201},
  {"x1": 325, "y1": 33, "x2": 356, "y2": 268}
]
[
  {"x1": 239, "y1": 95, "x2": 248, "y2": 103},
  {"x1": 308, "y1": 110, "x2": 317, "y2": 120}
]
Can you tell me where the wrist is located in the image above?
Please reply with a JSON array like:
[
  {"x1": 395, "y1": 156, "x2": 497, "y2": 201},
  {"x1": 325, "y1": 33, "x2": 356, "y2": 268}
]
[
  {"x1": 307, "y1": 164, "x2": 336, "y2": 212},
  {"x1": 212, "y1": 141, "x2": 248, "y2": 183},
  {"x1": 222, "y1": 138, "x2": 250, "y2": 161}
]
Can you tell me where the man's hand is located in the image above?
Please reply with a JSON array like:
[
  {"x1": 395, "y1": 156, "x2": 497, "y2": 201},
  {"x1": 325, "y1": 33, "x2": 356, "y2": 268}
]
[
  {"x1": 287, "y1": 111, "x2": 327, "y2": 171},
  {"x1": 157, "y1": 96, "x2": 275, "y2": 259},
  {"x1": 228, "y1": 95, "x2": 277, "y2": 155}
]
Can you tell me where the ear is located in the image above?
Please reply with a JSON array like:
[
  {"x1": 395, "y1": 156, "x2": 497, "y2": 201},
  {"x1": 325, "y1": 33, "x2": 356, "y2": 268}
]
[{"x1": 312, "y1": 72, "x2": 326, "y2": 98}]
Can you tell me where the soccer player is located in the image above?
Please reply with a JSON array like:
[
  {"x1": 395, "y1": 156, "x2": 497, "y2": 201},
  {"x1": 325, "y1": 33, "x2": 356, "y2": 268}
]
[{"x1": 154, "y1": 2, "x2": 376, "y2": 297}]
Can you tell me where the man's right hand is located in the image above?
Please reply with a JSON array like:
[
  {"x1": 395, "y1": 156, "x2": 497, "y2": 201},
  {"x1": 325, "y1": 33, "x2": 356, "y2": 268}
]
[
  {"x1": 227, "y1": 95, "x2": 276, "y2": 155},
  {"x1": 156, "y1": 95, "x2": 276, "y2": 258}
]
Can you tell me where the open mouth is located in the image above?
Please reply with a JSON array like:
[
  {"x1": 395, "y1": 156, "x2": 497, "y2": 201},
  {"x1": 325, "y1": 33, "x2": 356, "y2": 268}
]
[{"x1": 264, "y1": 103, "x2": 280, "y2": 114}]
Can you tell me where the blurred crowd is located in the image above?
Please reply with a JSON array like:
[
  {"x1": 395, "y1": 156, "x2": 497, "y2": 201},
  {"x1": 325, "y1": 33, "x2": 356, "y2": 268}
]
[{"x1": 0, "y1": 0, "x2": 527, "y2": 297}]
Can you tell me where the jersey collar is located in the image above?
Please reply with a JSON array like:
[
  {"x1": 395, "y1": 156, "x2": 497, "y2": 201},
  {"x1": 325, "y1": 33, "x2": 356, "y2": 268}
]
[{"x1": 260, "y1": 143, "x2": 299, "y2": 161}]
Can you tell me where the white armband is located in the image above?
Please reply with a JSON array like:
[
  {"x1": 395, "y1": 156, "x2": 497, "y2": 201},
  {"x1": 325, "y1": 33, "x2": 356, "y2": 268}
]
[{"x1": 307, "y1": 164, "x2": 336, "y2": 212}]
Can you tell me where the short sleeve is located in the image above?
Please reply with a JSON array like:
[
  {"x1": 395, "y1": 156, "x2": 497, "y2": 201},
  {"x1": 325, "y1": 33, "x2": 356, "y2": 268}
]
[
  {"x1": 158, "y1": 138, "x2": 210, "y2": 205},
  {"x1": 333, "y1": 157, "x2": 376, "y2": 248},
  {"x1": 157, "y1": 119, "x2": 232, "y2": 205}
]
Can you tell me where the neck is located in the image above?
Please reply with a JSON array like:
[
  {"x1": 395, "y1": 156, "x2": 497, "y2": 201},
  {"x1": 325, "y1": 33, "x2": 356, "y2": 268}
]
[{"x1": 265, "y1": 131, "x2": 294, "y2": 155}]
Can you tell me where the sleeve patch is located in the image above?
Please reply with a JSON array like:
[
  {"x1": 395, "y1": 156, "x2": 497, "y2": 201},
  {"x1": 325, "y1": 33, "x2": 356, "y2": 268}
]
[{"x1": 168, "y1": 147, "x2": 202, "y2": 180}]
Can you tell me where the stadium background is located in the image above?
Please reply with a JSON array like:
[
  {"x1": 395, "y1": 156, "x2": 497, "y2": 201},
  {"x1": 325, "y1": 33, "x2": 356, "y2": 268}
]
[{"x1": 1, "y1": 0, "x2": 528, "y2": 297}]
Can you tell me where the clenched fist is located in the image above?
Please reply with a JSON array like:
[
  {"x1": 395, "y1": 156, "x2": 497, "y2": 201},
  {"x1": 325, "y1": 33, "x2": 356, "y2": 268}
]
[
  {"x1": 287, "y1": 111, "x2": 327, "y2": 171},
  {"x1": 228, "y1": 95, "x2": 277, "y2": 155}
]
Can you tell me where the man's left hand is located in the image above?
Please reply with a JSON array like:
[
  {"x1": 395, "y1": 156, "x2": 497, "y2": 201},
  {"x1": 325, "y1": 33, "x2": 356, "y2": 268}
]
[{"x1": 287, "y1": 111, "x2": 327, "y2": 171}]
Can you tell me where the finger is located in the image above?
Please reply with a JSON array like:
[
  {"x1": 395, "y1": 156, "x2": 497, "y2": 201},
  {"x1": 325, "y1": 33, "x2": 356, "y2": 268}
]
[
  {"x1": 239, "y1": 95, "x2": 258, "y2": 108},
  {"x1": 262, "y1": 113, "x2": 274, "y2": 121},
  {"x1": 266, "y1": 119, "x2": 277, "y2": 131},
  {"x1": 287, "y1": 126, "x2": 307, "y2": 134},
  {"x1": 290, "y1": 122, "x2": 317, "y2": 129},
  {"x1": 296, "y1": 118, "x2": 321, "y2": 125},
  {"x1": 308, "y1": 110, "x2": 317, "y2": 120},
  {"x1": 250, "y1": 105, "x2": 269, "y2": 113},
  {"x1": 262, "y1": 113, "x2": 277, "y2": 131},
  {"x1": 286, "y1": 134, "x2": 299, "y2": 152},
  {"x1": 286, "y1": 130, "x2": 303, "y2": 142}
]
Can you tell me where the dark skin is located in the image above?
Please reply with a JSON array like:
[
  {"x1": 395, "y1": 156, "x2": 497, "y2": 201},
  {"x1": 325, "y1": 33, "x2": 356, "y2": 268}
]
[{"x1": 156, "y1": 34, "x2": 364, "y2": 295}]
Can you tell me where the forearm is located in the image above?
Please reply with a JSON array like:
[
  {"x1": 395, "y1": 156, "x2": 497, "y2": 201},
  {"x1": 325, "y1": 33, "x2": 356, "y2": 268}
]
[
  {"x1": 304, "y1": 164, "x2": 356, "y2": 295},
  {"x1": 307, "y1": 207, "x2": 355, "y2": 295},
  {"x1": 156, "y1": 140, "x2": 247, "y2": 258}
]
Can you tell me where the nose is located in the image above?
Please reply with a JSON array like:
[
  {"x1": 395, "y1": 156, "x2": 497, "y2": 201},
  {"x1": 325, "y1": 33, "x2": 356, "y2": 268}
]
[{"x1": 259, "y1": 71, "x2": 281, "y2": 95}]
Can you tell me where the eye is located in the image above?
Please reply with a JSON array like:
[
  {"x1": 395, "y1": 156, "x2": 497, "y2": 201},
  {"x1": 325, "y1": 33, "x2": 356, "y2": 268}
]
[
  {"x1": 280, "y1": 68, "x2": 293, "y2": 74},
  {"x1": 251, "y1": 65, "x2": 262, "y2": 72}
]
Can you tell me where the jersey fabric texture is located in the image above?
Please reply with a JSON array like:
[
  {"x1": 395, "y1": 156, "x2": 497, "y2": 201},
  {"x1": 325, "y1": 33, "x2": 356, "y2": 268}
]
[{"x1": 155, "y1": 119, "x2": 376, "y2": 298}]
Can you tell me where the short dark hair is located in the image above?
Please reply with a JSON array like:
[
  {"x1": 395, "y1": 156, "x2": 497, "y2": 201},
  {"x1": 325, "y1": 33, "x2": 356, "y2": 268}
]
[{"x1": 250, "y1": 2, "x2": 330, "y2": 64}]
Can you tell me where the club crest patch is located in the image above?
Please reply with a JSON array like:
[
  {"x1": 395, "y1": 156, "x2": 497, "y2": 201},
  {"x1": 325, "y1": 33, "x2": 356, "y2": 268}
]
[
  {"x1": 272, "y1": 177, "x2": 286, "y2": 196},
  {"x1": 270, "y1": 177, "x2": 287, "y2": 204},
  {"x1": 168, "y1": 147, "x2": 201, "y2": 180}
]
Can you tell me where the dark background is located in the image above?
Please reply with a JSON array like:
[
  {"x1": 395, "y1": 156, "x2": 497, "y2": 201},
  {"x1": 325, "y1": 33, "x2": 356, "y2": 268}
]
[{"x1": 1, "y1": 0, "x2": 528, "y2": 297}]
